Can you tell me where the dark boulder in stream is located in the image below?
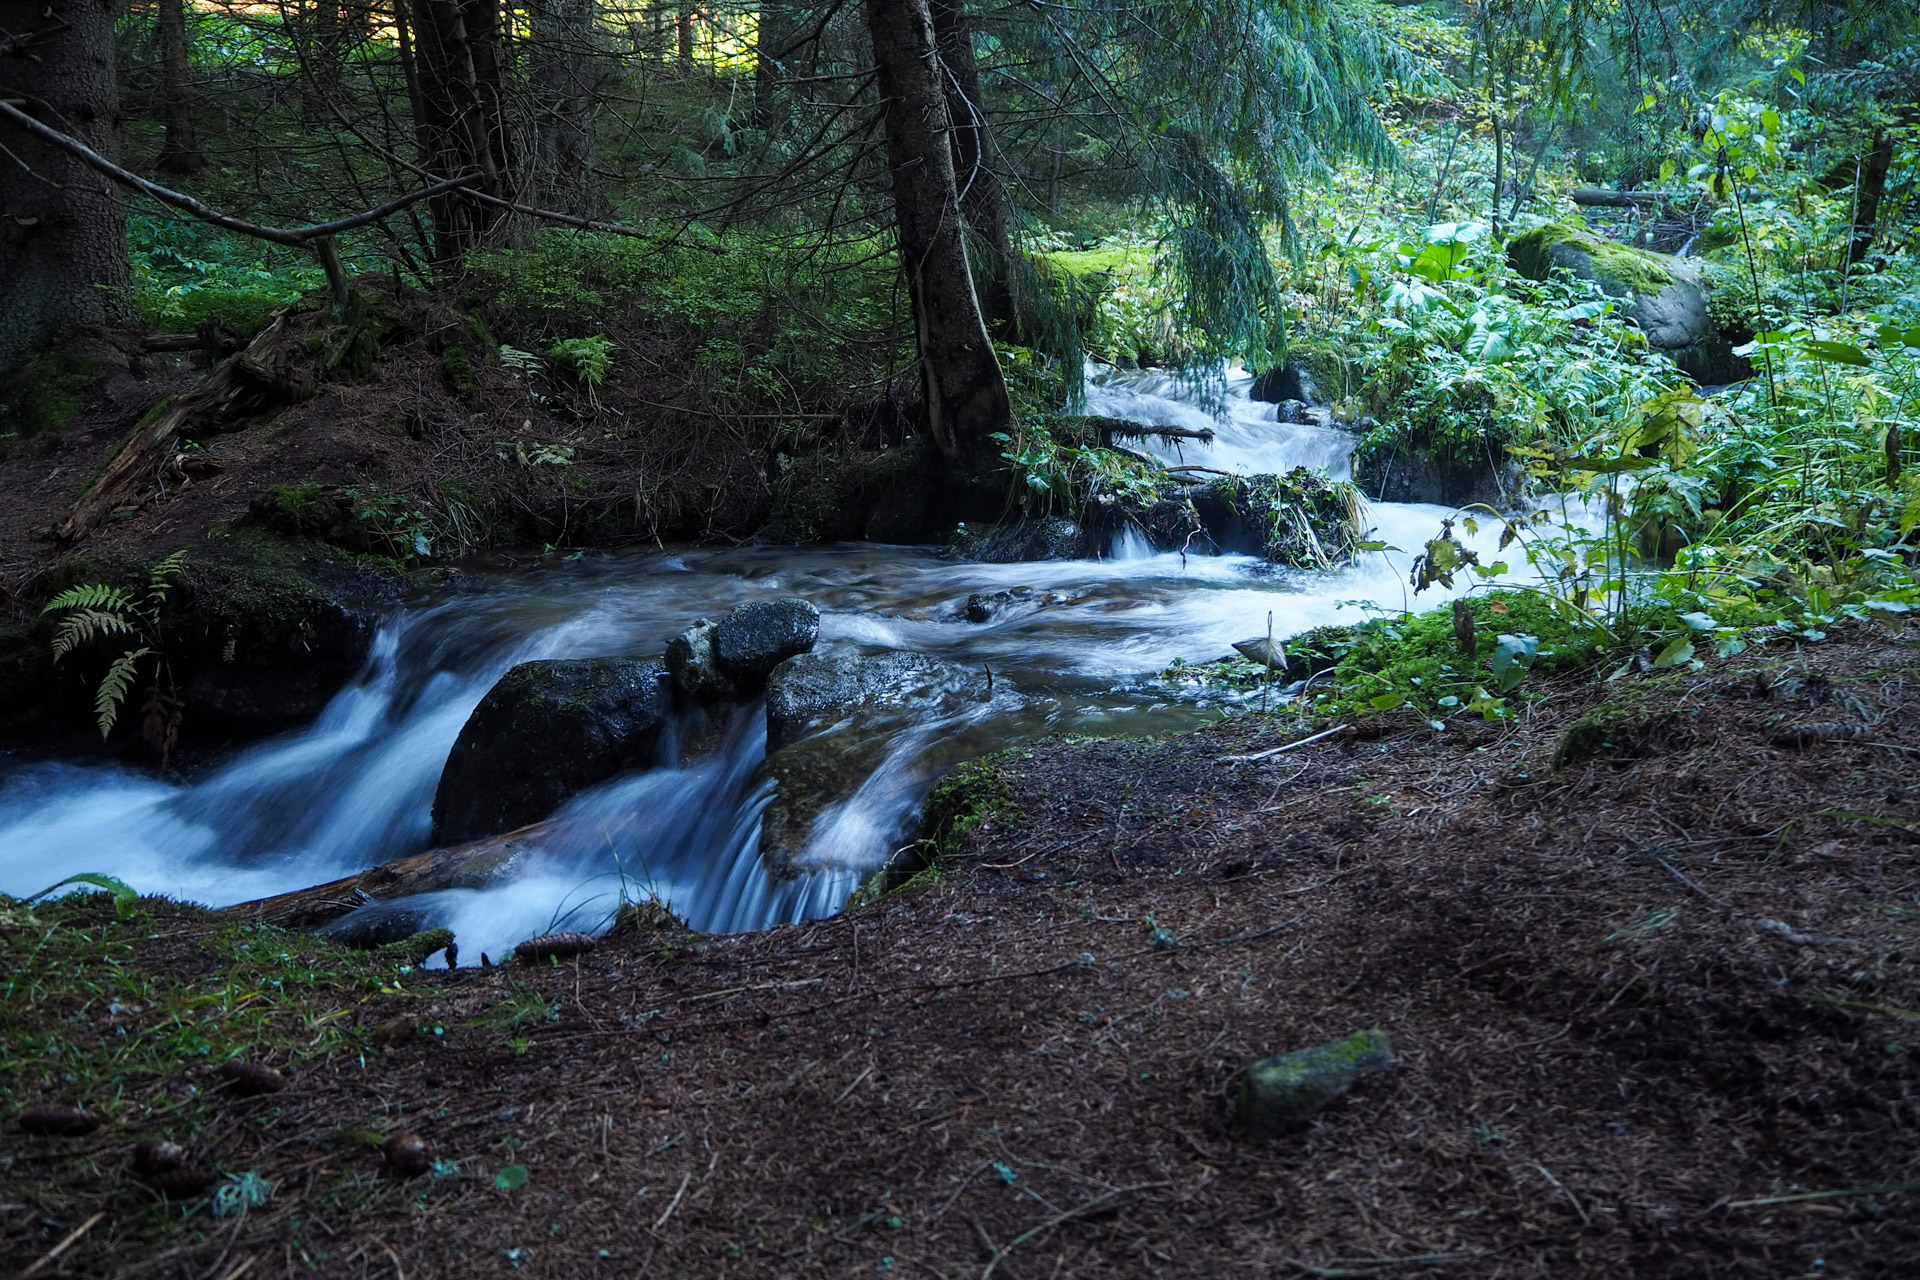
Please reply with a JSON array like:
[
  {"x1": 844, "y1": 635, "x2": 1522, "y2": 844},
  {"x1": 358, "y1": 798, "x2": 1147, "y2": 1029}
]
[
  {"x1": 431, "y1": 658, "x2": 670, "y2": 845},
  {"x1": 766, "y1": 650, "x2": 991, "y2": 751},
  {"x1": 713, "y1": 598, "x2": 821, "y2": 687}
]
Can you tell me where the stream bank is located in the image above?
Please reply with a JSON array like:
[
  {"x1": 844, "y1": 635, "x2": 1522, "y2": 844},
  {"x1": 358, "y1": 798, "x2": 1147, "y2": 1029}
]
[{"x1": 4, "y1": 618, "x2": 1915, "y2": 1277}]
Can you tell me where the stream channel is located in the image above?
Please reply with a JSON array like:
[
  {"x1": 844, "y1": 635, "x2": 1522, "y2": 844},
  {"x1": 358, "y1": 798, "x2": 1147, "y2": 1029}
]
[{"x1": 0, "y1": 367, "x2": 1527, "y2": 960}]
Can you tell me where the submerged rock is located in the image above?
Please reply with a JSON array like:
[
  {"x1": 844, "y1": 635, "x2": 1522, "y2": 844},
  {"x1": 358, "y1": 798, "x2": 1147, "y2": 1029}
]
[
  {"x1": 713, "y1": 598, "x2": 821, "y2": 689},
  {"x1": 760, "y1": 651, "x2": 999, "y2": 869},
  {"x1": 431, "y1": 657, "x2": 669, "y2": 845},
  {"x1": 766, "y1": 650, "x2": 991, "y2": 751},
  {"x1": 1237, "y1": 1028, "x2": 1395, "y2": 1137}
]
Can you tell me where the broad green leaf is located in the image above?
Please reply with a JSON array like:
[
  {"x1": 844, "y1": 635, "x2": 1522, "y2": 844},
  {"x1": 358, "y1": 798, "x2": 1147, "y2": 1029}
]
[
  {"x1": 1652, "y1": 636, "x2": 1695, "y2": 668},
  {"x1": 495, "y1": 1165, "x2": 530, "y2": 1192},
  {"x1": 1679, "y1": 612, "x2": 1717, "y2": 631},
  {"x1": 1801, "y1": 339, "x2": 1870, "y2": 367},
  {"x1": 1369, "y1": 692, "x2": 1408, "y2": 711},
  {"x1": 1491, "y1": 633, "x2": 1539, "y2": 692}
]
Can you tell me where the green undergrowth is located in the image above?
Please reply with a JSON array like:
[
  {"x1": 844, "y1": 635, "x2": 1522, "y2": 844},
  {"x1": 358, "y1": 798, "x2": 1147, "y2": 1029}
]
[{"x1": 0, "y1": 893, "x2": 438, "y2": 1126}]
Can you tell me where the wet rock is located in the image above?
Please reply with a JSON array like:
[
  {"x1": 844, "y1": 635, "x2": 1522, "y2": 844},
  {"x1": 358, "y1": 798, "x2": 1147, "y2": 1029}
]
[
  {"x1": 947, "y1": 517, "x2": 1086, "y2": 563},
  {"x1": 1237, "y1": 1029, "x2": 1395, "y2": 1137},
  {"x1": 665, "y1": 618, "x2": 735, "y2": 702},
  {"x1": 1249, "y1": 357, "x2": 1320, "y2": 406},
  {"x1": 1186, "y1": 470, "x2": 1364, "y2": 567},
  {"x1": 713, "y1": 598, "x2": 821, "y2": 689},
  {"x1": 962, "y1": 587, "x2": 1044, "y2": 624},
  {"x1": 760, "y1": 651, "x2": 1000, "y2": 869},
  {"x1": 1508, "y1": 224, "x2": 1750, "y2": 384},
  {"x1": 765, "y1": 651, "x2": 992, "y2": 752},
  {"x1": 316, "y1": 904, "x2": 432, "y2": 949},
  {"x1": 431, "y1": 657, "x2": 669, "y2": 845},
  {"x1": 1272, "y1": 398, "x2": 1310, "y2": 425},
  {"x1": 1353, "y1": 443, "x2": 1529, "y2": 511}
]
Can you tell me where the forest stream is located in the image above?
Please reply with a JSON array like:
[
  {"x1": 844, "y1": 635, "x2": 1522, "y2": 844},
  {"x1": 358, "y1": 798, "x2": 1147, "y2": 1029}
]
[{"x1": 0, "y1": 367, "x2": 1563, "y2": 959}]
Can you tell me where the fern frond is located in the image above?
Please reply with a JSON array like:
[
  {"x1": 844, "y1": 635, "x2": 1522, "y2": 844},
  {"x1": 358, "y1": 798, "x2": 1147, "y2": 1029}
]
[
  {"x1": 94, "y1": 648, "x2": 152, "y2": 739},
  {"x1": 43, "y1": 584, "x2": 131, "y2": 614},
  {"x1": 146, "y1": 550, "x2": 190, "y2": 608},
  {"x1": 50, "y1": 609, "x2": 135, "y2": 661}
]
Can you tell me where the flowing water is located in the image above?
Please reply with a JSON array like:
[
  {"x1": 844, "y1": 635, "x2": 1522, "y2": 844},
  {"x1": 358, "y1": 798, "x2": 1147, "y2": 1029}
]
[{"x1": 0, "y1": 365, "x2": 1530, "y2": 959}]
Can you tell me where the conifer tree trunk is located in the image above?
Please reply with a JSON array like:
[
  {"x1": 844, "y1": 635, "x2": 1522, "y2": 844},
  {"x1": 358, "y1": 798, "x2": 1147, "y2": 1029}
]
[
  {"x1": 865, "y1": 0, "x2": 1011, "y2": 467},
  {"x1": 528, "y1": 0, "x2": 599, "y2": 214},
  {"x1": 929, "y1": 0, "x2": 1016, "y2": 335},
  {"x1": 155, "y1": 0, "x2": 207, "y2": 174},
  {"x1": 397, "y1": 0, "x2": 515, "y2": 268},
  {"x1": 0, "y1": 0, "x2": 134, "y2": 375},
  {"x1": 754, "y1": 0, "x2": 796, "y2": 123},
  {"x1": 678, "y1": 6, "x2": 696, "y2": 65},
  {"x1": 1845, "y1": 130, "x2": 1894, "y2": 269}
]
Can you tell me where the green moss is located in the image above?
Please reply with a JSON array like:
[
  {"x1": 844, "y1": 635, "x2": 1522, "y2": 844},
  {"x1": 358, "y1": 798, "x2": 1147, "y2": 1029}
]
[
  {"x1": 850, "y1": 756, "x2": 1014, "y2": 907},
  {"x1": 1035, "y1": 245, "x2": 1153, "y2": 278},
  {"x1": 136, "y1": 285, "x2": 287, "y2": 340},
  {"x1": 1508, "y1": 223, "x2": 1676, "y2": 299},
  {"x1": 1200, "y1": 469, "x2": 1364, "y2": 567},
  {"x1": 260, "y1": 484, "x2": 334, "y2": 537},
  {"x1": 1550, "y1": 679, "x2": 1687, "y2": 770},
  {"x1": 0, "y1": 346, "x2": 112, "y2": 440}
]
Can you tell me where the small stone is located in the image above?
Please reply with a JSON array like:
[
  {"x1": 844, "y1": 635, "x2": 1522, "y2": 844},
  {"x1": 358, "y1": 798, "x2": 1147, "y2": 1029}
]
[
  {"x1": 382, "y1": 1132, "x2": 435, "y2": 1177},
  {"x1": 665, "y1": 619, "x2": 735, "y2": 702},
  {"x1": 370, "y1": 1017, "x2": 418, "y2": 1046},
  {"x1": 1236, "y1": 1028, "x2": 1394, "y2": 1137}
]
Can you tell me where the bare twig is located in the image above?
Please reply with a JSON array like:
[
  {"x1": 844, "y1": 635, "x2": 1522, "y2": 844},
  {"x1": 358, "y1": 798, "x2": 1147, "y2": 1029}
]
[
  {"x1": 652, "y1": 1171, "x2": 693, "y2": 1229},
  {"x1": 1220, "y1": 724, "x2": 1349, "y2": 764},
  {"x1": 21, "y1": 1211, "x2": 106, "y2": 1278}
]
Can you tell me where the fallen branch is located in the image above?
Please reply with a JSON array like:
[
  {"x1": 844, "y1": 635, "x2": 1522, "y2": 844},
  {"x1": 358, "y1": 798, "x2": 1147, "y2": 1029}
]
[
  {"x1": 1219, "y1": 724, "x2": 1350, "y2": 763},
  {"x1": 1725, "y1": 1182, "x2": 1920, "y2": 1210},
  {"x1": 981, "y1": 1182, "x2": 1173, "y2": 1279}
]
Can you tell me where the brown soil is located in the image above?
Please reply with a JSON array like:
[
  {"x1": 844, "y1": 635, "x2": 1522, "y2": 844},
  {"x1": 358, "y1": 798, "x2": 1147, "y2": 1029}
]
[
  {"x1": 5, "y1": 622, "x2": 1919, "y2": 1278},
  {"x1": 0, "y1": 281, "x2": 869, "y2": 616}
]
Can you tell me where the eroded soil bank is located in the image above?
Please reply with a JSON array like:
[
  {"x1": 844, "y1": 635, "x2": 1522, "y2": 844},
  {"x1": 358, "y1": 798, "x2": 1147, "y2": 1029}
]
[{"x1": 4, "y1": 620, "x2": 1917, "y2": 1278}]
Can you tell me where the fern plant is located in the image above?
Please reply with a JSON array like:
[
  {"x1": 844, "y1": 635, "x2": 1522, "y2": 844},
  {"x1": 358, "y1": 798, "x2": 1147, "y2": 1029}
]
[{"x1": 43, "y1": 551, "x2": 188, "y2": 760}]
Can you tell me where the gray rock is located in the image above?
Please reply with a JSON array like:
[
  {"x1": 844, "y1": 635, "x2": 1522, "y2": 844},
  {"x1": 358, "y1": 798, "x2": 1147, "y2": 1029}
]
[
  {"x1": 665, "y1": 618, "x2": 735, "y2": 702},
  {"x1": 962, "y1": 587, "x2": 1042, "y2": 623},
  {"x1": 766, "y1": 650, "x2": 991, "y2": 751},
  {"x1": 1272, "y1": 398, "x2": 1309, "y2": 425},
  {"x1": 947, "y1": 517, "x2": 1085, "y2": 563},
  {"x1": 1237, "y1": 1028, "x2": 1395, "y2": 1137},
  {"x1": 431, "y1": 657, "x2": 669, "y2": 845},
  {"x1": 713, "y1": 598, "x2": 821, "y2": 689},
  {"x1": 1249, "y1": 357, "x2": 1320, "y2": 406}
]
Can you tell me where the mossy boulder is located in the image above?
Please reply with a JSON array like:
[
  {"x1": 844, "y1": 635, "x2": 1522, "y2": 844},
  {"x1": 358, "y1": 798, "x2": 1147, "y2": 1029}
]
[
  {"x1": 947, "y1": 516, "x2": 1088, "y2": 563},
  {"x1": 1187, "y1": 470, "x2": 1363, "y2": 567},
  {"x1": 1237, "y1": 1028, "x2": 1396, "y2": 1136},
  {"x1": 430, "y1": 658, "x2": 671, "y2": 845},
  {"x1": 1509, "y1": 223, "x2": 1750, "y2": 384}
]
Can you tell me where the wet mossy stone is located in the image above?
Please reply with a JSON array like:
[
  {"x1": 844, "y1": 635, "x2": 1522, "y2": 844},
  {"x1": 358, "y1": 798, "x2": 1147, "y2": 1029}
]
[
  {"x1": 713, "y1": 598, "x2": 820, "y2": 689},
  {"x1": 1507, "y1": 224, "x2": 1748, "y2": 384},
  {"x1": 1248, "y1": 355, "x2": 1320, "y2": 406},
  {"x1": 1188, "y1": 470, "x2": 1362, "y2": 567},
  {"x1": 1237, "y1": 1028, "x2": 1395, "y2": 1137},
  {"x1": 947, "y1": 516, "x2": 1086, "y2": 563},
  {"x1": 431, "y1": 657, "x2": 670, "y2": 845}
]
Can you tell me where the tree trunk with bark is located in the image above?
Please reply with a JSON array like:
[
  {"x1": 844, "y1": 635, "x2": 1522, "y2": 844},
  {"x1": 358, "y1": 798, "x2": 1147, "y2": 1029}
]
[
  {"x1": 396, "y1": 0, "x2": 515, "y2": 268},
  {"x1": 929, "y1": 0, "x2": 1016, "y2": 336},
  {"x1": 754, "y1": 0, "x2": 796, "y2": 123},
  {"x1": 864, "y1": 0, "x2": 1011, "y2": 470},
  {"x1": 527, "y1": 0, "x2": 599, "y2": 215},
  {"x1": 1845, "y1": 130, "x2": 1895, "y2": 269},
  {"x1": 0, "y1": 0, "x2": 134, "y2": 377},
  {"x1": 155, "y1": 0, "x2": 207, "y2": 174},
  {"x1": 678, "y1": 6, "x2": 696, "y2": 66}
]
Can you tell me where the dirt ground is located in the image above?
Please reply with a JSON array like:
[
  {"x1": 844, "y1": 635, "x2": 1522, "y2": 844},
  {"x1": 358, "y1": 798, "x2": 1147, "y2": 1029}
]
[{"x1": 4, "y1": 619, "x2": 1918, "y2": 1279}]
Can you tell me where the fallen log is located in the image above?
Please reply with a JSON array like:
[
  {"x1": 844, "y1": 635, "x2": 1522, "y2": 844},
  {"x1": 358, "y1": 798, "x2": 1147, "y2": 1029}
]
[
  {"x1": 56, "y1": 312, "x2": 312, "y2": 540},
  {"x1": 221, "y1": 822, "x2": 554, "y2": 930},
  {"x1": 1570, "y1": 187, "x2": 1677, "y2": 209}
]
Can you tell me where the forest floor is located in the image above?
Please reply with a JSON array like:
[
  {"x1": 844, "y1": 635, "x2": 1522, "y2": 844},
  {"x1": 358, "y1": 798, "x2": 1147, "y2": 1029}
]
[{"x1": 4, "y1": 617, "x2": 1917, "y2": 1278}]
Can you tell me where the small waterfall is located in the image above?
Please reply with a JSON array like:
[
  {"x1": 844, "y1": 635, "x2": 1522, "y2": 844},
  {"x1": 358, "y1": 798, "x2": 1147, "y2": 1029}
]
[{"x1": 1108, "y1": 523, "x2": 1156, "y2": 560}]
